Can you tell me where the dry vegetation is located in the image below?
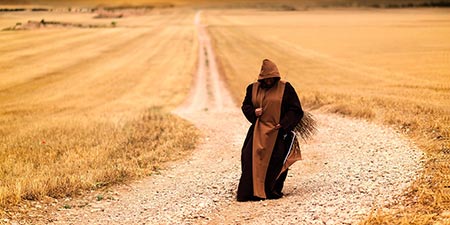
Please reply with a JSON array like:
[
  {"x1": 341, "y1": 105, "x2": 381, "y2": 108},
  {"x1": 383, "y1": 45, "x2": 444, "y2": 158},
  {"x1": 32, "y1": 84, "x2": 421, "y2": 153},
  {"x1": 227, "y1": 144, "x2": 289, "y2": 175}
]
[
  {"x1": 205, "y1": 8, "x2": 450, "y2": 224},
  {"x1": 1, "y1": 1, "x2": 450, "y2": 223},
  {"x1": 0, "y1": 8, "x2": 199, "y2": 214}
]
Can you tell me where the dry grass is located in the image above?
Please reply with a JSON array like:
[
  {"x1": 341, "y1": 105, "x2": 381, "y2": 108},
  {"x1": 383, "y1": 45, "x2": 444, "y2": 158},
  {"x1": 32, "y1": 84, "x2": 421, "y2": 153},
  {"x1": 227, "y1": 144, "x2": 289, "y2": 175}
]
[
  {"x1": 0, "y1": 9, "x2": 198, "y2": 211},
  {"x1": 206, "y1": 8, "x2": 450, "y2": 223},
  {"x1": 0, "y1": 108, "x2": 198, "y2": 205}
]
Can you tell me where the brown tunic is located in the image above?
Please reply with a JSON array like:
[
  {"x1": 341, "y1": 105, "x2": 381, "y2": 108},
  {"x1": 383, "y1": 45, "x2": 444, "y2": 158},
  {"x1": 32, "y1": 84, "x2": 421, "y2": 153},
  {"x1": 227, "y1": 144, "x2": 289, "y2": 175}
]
[{"x1": 251, "y1": 81, "x2": 286, "y2": 198}]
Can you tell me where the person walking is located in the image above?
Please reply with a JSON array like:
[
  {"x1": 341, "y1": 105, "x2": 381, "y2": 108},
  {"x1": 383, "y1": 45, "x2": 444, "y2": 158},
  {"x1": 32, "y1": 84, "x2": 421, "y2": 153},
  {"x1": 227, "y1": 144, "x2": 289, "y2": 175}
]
[{"x1": 237, "y1": 59, "x2": 304, "y2": 201}]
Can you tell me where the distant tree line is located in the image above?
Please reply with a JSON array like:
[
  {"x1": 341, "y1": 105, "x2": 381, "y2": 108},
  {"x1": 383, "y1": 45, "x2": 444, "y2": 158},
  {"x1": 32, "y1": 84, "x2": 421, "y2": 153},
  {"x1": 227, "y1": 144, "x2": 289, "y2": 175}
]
[
  {"x1": 368, "y1": 1, "x2": 450, "y2": 8},
  {"x1": 313, "y1": 0, "x2": 450, "y2": 8},
  {"x1": 0, "y1": 8, "x2": 25, "y2": 12},
  {"x1": 220, "y1": 0, "x2": 450, "y2": 10},
  {"x1": 31, "y1": 8, "x2": 49, "y2": 11},
  {"x1": 0, "y1": 7, "x2": 51, "y2": 12},
  {"x1": 276, "y1": 0, "x2": 450, "y2": 10},
  {"x1": 96, "y1": 3, "x2": 174, "y2": 12}
]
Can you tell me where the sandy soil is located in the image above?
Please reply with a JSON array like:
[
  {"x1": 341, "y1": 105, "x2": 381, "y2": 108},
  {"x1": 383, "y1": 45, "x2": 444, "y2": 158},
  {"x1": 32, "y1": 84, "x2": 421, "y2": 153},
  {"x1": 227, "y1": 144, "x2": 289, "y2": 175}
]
[{"x1": 8, "y1": 10, "x2": 424, "y2": 225}]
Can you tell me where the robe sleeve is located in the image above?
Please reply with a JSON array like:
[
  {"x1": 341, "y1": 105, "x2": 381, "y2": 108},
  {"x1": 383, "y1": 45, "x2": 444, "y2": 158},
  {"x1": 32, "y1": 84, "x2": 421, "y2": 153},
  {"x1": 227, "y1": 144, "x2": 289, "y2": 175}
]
[
  {"x1": 241, "y1": 84, "x2": 257, "y2": 124},
  {"x1": 280, "y1": 82, "x2": 304, "y2": 131}
]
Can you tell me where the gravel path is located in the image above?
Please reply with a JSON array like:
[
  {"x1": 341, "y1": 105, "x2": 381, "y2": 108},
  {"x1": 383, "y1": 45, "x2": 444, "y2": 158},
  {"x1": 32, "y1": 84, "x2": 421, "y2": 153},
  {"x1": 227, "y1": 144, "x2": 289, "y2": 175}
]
[
  {"x1": 38, "y1": 11, "x2": 423, "y2": 225},
  {"x1": 207, "y1": 114, "x2": 423, "y2": 225}
]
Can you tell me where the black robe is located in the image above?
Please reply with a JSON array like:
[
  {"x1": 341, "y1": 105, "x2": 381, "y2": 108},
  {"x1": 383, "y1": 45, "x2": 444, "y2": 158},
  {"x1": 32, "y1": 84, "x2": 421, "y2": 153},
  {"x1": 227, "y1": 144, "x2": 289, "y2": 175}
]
[{"x1": 237, "y1": 82, "x2": 303, "y2": 201}]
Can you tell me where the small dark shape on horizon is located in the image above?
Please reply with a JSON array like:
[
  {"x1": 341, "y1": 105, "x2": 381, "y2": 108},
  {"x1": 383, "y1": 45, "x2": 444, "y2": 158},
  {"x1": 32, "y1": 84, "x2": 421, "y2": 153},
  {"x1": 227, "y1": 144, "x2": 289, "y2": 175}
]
[
  {"x1": 31, "y1": 8, "x2": 49, "y2": 11},
  {"x1": 0, "y1": 8, "x2": 25, "y2": 12}
]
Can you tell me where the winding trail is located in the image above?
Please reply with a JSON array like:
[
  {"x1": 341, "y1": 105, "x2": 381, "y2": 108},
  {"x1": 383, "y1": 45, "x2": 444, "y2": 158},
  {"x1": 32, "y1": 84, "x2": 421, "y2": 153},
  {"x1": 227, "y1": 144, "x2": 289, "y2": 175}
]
[
  {"x1": 47, "y1": 11, "x2": 422, "y2": 224},
  {"x1": 173, "y1": 11, "x2": 235, "y2": 113}
]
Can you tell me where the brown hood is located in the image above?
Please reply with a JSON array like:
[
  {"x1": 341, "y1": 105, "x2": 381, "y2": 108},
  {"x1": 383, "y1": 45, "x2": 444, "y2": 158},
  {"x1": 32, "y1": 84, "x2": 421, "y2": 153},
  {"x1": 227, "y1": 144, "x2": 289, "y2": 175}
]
[{"x1": 258, "y1": 59, "x2": 280, "y2": 81}]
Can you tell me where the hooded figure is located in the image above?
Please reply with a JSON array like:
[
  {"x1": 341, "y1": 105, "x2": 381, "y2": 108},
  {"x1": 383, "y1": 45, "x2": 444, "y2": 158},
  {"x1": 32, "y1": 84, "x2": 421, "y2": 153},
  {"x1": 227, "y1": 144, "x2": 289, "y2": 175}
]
[{"x1": 237, "y1": 59, "x2": 304, "y2": 201}]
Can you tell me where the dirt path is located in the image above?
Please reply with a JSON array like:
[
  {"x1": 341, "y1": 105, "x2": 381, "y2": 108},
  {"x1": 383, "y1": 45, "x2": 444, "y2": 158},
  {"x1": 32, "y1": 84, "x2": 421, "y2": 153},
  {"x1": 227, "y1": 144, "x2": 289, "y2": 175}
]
[{"x1": 43, "y1": 11, "x2": 423, "y2": 225}]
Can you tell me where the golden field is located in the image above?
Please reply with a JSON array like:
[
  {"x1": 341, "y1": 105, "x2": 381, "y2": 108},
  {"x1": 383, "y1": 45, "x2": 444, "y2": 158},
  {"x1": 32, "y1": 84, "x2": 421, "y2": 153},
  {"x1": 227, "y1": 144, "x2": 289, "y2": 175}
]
[
  {"x1": 1, "y1": 3, "x2": 450, "y2": 224},
  {"x1": 0, "y1": 9, "x2": 198, "y2": 208},
  {"x1": 205, "y1": 8, "x2": 450, "y2": 224}
]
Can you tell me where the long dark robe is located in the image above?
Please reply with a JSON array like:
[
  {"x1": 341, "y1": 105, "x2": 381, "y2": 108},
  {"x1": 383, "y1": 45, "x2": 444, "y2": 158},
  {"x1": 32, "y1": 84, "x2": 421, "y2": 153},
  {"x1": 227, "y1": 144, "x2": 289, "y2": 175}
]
[{"x1": 237, "y1": 81, "x2": 303, "y2": 201}]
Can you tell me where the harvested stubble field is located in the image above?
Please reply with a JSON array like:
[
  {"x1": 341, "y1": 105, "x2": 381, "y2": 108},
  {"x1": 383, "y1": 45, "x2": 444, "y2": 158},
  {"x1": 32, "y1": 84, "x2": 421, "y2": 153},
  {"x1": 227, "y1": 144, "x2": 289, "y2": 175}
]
[
  {"x1": 205, "y1": 8, "x2": 450, "y2": 223},
  {"x1": 1, "y1": 3, "x2": 450, "y2": 224},
  {"x1": 0, "y1": 8, "x2": 199, "y2": 210}
]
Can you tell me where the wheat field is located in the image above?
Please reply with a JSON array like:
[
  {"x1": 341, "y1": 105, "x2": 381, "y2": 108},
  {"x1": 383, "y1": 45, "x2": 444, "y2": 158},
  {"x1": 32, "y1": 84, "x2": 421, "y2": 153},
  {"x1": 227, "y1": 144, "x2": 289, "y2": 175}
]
[
  {"x1": 1, "y1": 3, "x2": 450, "y2": 224},
  {"x1": 205, "y1": 8, "x2": 450, "y2": 223},
  {"x1": 0, "y1": 9, "x2": 199, "y2": 207}
]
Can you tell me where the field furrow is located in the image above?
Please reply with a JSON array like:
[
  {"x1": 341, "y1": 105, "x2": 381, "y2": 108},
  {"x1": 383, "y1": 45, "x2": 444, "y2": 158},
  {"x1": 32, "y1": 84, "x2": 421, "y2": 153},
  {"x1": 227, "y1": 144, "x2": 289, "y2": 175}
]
[
  {"x1": 0, "y1": 29, "x2": 93, "y2": 51},
  {"x1": 0, "y1": 30, "x2": 112, "y2": 63},
  {"x1": 0, "y1": 29, "x2": 148, "y2": 91}
]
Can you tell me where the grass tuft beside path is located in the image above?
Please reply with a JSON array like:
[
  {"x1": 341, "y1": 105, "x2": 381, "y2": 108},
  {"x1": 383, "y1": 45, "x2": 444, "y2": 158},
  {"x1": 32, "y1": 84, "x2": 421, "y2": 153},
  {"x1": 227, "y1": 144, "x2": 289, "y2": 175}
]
[{"x1": 0, "y1": 108, "x2": 198, "y2": 207}]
